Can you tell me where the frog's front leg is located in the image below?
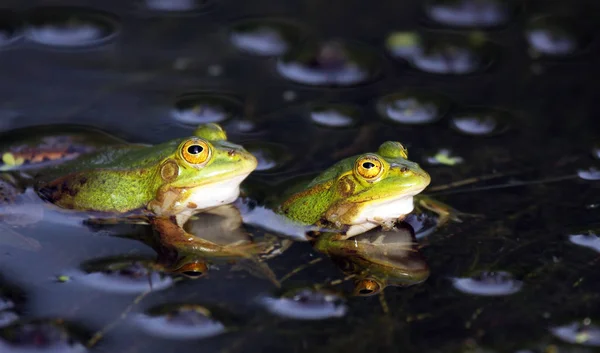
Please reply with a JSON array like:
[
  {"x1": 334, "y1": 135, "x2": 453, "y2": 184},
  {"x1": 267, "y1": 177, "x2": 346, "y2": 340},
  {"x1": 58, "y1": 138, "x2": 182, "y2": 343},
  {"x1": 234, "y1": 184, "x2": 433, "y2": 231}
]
[{"x1": 413, "y1": 195, "x2": 482, "y2": 227}]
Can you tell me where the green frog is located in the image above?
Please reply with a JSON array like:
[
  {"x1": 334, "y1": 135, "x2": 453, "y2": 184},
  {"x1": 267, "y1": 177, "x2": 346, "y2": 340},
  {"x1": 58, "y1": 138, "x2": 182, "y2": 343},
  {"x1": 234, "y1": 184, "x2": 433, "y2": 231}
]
[
  {"x1": 277, "y1": 141, "x2": 441, "y2": 239},
  {"x1": 0, "y1": 123, "x2": 257, "y2": 239}
]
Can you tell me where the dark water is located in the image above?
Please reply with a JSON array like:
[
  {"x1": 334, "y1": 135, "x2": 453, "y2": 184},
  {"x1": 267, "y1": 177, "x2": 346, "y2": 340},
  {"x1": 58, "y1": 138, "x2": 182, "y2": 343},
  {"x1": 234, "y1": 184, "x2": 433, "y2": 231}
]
[{"x1": 1, "y1": 0, "x2": 600, "y2": 352}]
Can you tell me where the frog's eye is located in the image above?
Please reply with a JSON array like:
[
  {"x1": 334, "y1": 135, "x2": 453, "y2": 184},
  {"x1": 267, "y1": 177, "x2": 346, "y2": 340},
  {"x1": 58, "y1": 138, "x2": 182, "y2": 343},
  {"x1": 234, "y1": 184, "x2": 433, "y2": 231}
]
[
  {"x1": 181, "y1": 139, "x2": 211, "y2": 165},
  {"x1": 355, "y1": 155, "x2": 384, "y2": 180},
  {"x1": 354, "y1": 279, "x2": 381, "y2": 296}
]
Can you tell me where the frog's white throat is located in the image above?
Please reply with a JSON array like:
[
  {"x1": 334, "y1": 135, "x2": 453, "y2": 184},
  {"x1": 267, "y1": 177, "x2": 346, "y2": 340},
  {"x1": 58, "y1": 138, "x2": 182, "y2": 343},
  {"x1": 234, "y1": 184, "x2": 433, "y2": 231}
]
[
  {"x1": 150, "y1": 174, "x2": 249, "y2": 222},
  {"x1": 345, "y1": 195, "x2": 415, "y2": 237}
]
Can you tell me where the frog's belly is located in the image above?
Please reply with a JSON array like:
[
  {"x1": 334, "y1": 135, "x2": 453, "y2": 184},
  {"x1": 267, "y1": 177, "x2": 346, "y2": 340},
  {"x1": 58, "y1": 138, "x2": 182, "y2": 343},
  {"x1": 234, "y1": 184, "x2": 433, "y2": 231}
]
[{"x1": 346, "y1": 196, "x2": 414, "y2": 236}]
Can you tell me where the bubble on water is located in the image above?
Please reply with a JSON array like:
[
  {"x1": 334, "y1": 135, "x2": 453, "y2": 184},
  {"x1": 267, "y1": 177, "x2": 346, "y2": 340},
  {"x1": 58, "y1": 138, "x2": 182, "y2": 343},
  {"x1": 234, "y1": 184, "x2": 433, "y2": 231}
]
[
  {"x1": 244, "y1": 142, "x2": 292, "y2": 172},
  {"x1": 569, "y1": 232, "x2": 600, "y2": 253},
  {"x1": 450, "y1": 108, "x2": 511, "y2": 136},
  {"x1": 230, "y1": 19, "x2": 304, "y2": 56},
  {"x1": 551, "y1": 321, "x2": 600, "y2": 346},
  {"x1": 309, "y1": 104, "x2": 359, "y2": 128},
  {"x1": 0, "y1": 11, "x2": 21, "y2": 48},
  {"x1": 171, "y1": 93, "x2": 241, "y2": 126},
  {"x1": 424, "y1": 0, "x2": 513, "y2": 28},
  {"x1": 24, "y1": 7, "x2": 119, "y2": 48},
  {"x1": 136, "y1": 304, "x2": 226, "y2": 340},
  {"x1": 142, "y1": 0, "x2": 208, "y2": 12},
  {"x1": 0, "y1": 319, "x2": 88, "y2": 353},
  {"x1": 451, "y1": 271, "x2": 523, "y2": 296},
  {"x1": 259, "y1": 289, "x2": 347, "y2": 320},
  {"x1": 526, "y1": 15, "x2": 584, "y2": 57},
  {"x1": 386, "y1": 31, "x2": 492, "y2": 75},
  {"x1": 376, "y1": 90, "x2": 450, "y2": 124},
  {"x1": 72, "y1": 257, "x2": 174, "y2": 294},
  {"x1": 276, "y1": 40, "x2": 381, "y2": 86},
  {"x1": 577, "y1": 167, "x2": 600, "y2": 181}
]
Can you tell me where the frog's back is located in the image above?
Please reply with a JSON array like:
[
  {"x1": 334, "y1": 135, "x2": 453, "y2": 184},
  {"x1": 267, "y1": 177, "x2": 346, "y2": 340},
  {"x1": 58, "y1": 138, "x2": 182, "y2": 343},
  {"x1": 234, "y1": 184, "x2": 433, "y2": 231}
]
[{"x1": 35, "y1": 139, "x2": 182, "y2": 213}]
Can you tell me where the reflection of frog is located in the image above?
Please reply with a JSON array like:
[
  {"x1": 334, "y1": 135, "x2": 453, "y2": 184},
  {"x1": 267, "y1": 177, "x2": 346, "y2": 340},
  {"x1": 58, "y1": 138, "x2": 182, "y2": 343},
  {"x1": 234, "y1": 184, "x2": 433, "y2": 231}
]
[
  {"x1": 145, "y1": 204, "x2": 290, "y2": 286},
  {"x1": 313, "y1": 224, "x2": 429, "y2": 296},
  {"x1": 0, "y1": 123, "x2": 257, "y2": 241},
  {"x1": 278, "y1": 141, "x2": 435, "y2": 239}
]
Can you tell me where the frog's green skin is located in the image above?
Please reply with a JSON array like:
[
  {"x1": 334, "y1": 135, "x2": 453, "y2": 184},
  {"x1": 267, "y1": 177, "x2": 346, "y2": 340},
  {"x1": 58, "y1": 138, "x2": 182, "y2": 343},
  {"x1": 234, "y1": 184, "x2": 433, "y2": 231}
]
[
  {"x1": 313, "y1": 226, "x2": 430, "y2": 296},
  {"x1": 278, "y1": 141, "x2": 431, "y2": 238},
  {"x1": 3, "y1": 123, "x2": 257, "y2": 228}
]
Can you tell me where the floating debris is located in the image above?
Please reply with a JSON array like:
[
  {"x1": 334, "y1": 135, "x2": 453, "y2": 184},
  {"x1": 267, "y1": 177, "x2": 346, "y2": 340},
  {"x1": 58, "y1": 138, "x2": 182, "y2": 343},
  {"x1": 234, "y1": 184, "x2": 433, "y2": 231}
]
[{"x1": 426, "y1": 149, "x2": 464, "y2": 166}]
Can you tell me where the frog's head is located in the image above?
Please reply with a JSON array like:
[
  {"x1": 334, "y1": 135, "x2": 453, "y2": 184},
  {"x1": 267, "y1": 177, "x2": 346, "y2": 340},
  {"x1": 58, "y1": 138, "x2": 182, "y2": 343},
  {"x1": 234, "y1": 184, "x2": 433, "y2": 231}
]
[
  {"x1": 281, "y1": 141, "x2": 430, "y2": 236},
  {"x1": 148, "y1": 123, "x2": 257, "y2": 219}
]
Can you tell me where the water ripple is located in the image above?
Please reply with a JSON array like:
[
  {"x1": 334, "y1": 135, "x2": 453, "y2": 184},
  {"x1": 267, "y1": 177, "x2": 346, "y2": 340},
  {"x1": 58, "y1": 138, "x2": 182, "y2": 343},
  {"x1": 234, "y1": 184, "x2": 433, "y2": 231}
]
[
  {"x1": 25, "y1": 7, "x2": 119, "y2": 48},
  {"x1": 451, "y1": 271, "x2": 523, "y2": 296},
  {"x1": 259, "y1": 289, "x2": 347, "y2": 320}
]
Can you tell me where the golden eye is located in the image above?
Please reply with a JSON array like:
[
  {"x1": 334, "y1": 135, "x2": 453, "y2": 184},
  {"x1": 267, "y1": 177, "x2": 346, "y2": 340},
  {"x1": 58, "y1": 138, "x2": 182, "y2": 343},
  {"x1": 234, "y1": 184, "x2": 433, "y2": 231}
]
[
  {"x1": 355, "y1": 155, "x2": 384, "y2": 180},
  {"x1": 181, "y1": 139, "x2": 211, "y2": 165}
]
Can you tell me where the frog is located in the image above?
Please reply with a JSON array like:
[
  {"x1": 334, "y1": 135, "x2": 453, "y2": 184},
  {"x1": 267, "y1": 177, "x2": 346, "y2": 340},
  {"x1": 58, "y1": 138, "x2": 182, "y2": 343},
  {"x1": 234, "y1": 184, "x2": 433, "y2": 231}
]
[
  {"x1": 276, "y1": 140, "x2": 441, "y2": 239},
  {"x1": 0, "y1": 123, "x2": 258, "y2": 242}
]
